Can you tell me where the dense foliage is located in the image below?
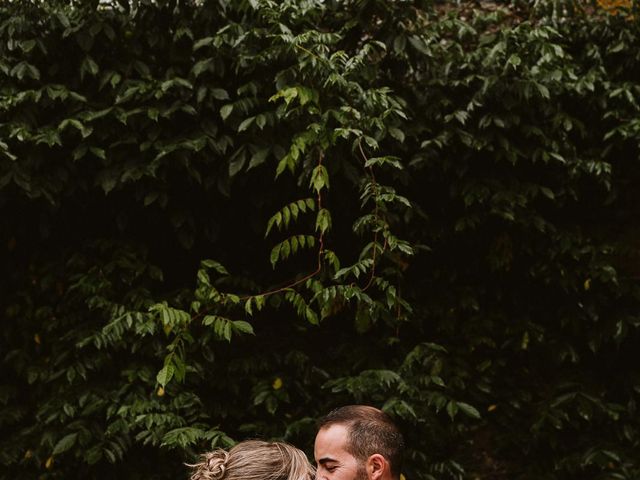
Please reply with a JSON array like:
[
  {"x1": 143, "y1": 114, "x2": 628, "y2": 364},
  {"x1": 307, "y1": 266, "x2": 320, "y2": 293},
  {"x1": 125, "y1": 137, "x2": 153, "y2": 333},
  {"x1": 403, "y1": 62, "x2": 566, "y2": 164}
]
[{"x1": 2, "y1": 0, "x2": 640, "y2": 478}]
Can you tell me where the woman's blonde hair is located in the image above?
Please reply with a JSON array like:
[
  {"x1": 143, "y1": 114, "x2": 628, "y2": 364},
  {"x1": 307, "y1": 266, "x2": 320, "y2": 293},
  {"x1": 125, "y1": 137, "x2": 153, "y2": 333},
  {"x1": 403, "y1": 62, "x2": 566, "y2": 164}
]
[{"x1": 189, "y1": 440, "x2": 315, "y2": 480}]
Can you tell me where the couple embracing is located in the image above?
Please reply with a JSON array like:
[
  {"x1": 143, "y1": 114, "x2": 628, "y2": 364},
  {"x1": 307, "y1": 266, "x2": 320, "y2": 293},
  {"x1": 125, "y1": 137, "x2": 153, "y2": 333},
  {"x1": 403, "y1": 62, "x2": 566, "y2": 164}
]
[{"x1": 190, "y1": 405, "x2": 404, "y2": 480}]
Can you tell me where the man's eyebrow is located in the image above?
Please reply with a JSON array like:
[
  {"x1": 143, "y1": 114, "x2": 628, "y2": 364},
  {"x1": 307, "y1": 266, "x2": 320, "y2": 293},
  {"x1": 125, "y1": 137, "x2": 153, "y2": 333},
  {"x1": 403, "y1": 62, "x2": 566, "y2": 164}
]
[{"x1": 317, "y1": 457, "x2": 337, "y2": 465}]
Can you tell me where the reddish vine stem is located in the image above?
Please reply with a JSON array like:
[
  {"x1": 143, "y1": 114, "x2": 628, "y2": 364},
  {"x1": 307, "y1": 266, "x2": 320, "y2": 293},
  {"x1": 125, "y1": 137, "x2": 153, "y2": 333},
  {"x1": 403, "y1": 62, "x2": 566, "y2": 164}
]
[
  {"x1": 237, "y1": 149, "x2": 326, "y2": 301},
  {"x1": 190, "y1": 151, "x2": 327, "y2": 323},
  {"x1": 358, "y1": 139, "x2": 384, "y2": 292}
]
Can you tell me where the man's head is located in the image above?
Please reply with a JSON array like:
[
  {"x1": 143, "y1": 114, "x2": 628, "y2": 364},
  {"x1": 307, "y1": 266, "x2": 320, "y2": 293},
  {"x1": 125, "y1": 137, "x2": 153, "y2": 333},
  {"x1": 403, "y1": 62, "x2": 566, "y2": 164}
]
[{"x1": 314, "y1": 405, "x2": 404, "y2": 480}]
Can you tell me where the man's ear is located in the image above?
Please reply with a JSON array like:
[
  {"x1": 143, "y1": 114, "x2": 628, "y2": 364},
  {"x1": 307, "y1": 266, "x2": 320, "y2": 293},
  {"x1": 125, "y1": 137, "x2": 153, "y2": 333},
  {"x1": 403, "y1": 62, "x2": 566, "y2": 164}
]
[{"x1": 366, "y1": 454, "x2": 388, "y2": 480}]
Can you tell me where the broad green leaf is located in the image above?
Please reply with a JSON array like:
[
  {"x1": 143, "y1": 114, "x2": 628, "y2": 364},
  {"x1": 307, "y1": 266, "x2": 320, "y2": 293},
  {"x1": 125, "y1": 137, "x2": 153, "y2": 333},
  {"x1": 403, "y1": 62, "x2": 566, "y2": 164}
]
[
  {"x1": 211, "y1": 88, "x2": 230, "y2": 100},
  {"x1": 52, "y1": 433, "x2": 78, "y2": 455},
  {"x1": 237, "y1": 117, "x2": 254, "y2": 132},
  {"x1": 446, "y1": 400, "x2": 458, "y2": 420},
  {"x1": 201, "y1": 259, "x2": 229, "y2": 275},
  {"x1": 457, "y1": 402, "x2": 481, "y2": 419},
  {"x1": 156, "y1": 364, "x2": 175, "y2": 387},
  {"x1": 220, "y1": 104, "x2": 233, "y2": 120},
  {"x1": 270, "y1": 243, "x2": 281, "y2": 268},
  {"x1": 315, "y1": 208, "x2": 332, "y2": 234},
  {"x1": 193, "y1": 37, "x2": 214, "y2": 51},
  {"x1": 232, "y1": 320, "x2": 254, "y2": 334},
  {"x1": 310, "y1": 165, "x2": 329, "y2": 192}
]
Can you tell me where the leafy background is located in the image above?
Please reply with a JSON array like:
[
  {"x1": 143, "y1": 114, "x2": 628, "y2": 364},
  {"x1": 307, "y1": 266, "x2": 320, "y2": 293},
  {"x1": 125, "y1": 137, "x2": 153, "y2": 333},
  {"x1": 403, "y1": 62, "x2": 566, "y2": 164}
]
[{"x1": 1, "y1": 0, "x2": 640, "y2": 479}]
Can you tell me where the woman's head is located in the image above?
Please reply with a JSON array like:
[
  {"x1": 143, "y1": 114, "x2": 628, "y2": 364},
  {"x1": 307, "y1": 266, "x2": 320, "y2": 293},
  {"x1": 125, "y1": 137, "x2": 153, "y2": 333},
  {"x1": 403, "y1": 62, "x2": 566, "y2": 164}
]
[{"x1": 190, "y1": 440, "x2": 315, "y2": 480}]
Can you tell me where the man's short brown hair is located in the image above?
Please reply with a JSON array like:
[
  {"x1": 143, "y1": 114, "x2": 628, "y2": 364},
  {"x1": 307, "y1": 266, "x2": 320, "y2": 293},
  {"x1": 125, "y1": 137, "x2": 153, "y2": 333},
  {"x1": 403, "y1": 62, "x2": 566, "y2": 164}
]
[{"x1": 317, "y1": 405, "x2": 404, "y2": 479}]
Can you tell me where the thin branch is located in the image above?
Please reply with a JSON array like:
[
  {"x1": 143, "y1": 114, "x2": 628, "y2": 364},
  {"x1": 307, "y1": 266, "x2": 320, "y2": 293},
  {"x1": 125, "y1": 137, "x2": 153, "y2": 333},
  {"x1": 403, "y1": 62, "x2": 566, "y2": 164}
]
[
  {"x1": 236, "y1": 149, "x2": 326, "y2": 301},
  {"x1": 358, "y1": 139, "x2": 385, "y2": 292}
]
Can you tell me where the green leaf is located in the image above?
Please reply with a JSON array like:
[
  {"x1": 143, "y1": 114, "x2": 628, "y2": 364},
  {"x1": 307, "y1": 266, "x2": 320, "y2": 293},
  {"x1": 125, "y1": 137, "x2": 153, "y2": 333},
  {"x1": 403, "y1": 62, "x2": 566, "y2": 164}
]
[
  {"x1": 52, "y1": 433, "x2": 78, "y2": 455},
  {"x1": 211, "y1": 88, "x2": 230, "y2": 100},
  {"x1": 248, "y1": 147, "x2": 269, "y2": 170},
  {"x1": 364, "y1": 156, "x2": 403, "y2": 170},
  {"x1": 446, "y1": 400, "x2": 458, "y2": 420},
  {"x1": 229, "y1": 152, "x2": 246, "y2": 177},
  {"x1": 315, "y1": 208, "x2": 332, "y2": 234},
  {"x1": 192, "y1": 58, "x2": 214, "y2": 77},
  {"x1": 97, "y1": 171, "x2": 117, "y2": 194},
  {"x1": 203, "y1": 315, "x2": 221, "y2": 326},
  {"x1": 457, "y1": 402, "x2": 481, "y2": 419},
  {"x1": 507, "y1": 54, "x2": 521, "y2": 67},
  {"x1": 20, "y1": 39, "x2": 37, "y2": 53},
  {"x1": 244, "y1": 298, "x2": 254, "y2": 316},
  {"x1": 281, "y1": 239, "x2": 291, "y2": 259},
  {"x1": 310, "y1": 165, "x2": 330, "y2": 193},
  {"x1": 201, "y1": 259, "x2": 229, "y2": 275},
  {"x1": 270, "y1": 243, "x2": 281, "y2": 268},
  {"x1": 232, "y1": 320, "x2": 254, "y2": 335},
  {"x1": 539, "y1": 186, "x2": 555, "y2": 200},
  {"x1": 193, "y1": 37, "x2": 214, "y2": 51},
  {"x1": 269, "y1": 86, "x2": 298, "y2": 106},
  {"x1": 388, "y1": 127, "x2": 405, "y2": 143},
  {"x1": 156, "y1": 364, "x2": 175, "y2": 387},
  {"x1": 90, "y1": 147, "x2": 106, "y2": 160},
  {"x1": 220, "y1": 104, "x2": 234, "y2": 120},
  {"x1": 161, "y1": 427, "x2": 204, "y2": 448},
  {"x1": 237, "y1": 117, "x2": 254, "y2": 132},
  {"x1": 83, "y1": 55, "x2": 99, "y2": 76},
  {"x1": 305, "y1": 198, "x2": 315, "y2": 210},
  {"x1": 535, "y1": 82, "x2": 550, "y2": 99}
]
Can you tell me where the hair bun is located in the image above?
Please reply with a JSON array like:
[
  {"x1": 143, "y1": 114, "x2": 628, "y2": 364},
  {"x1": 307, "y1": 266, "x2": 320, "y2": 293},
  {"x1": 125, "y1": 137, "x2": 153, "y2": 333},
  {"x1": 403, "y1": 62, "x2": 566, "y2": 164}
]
[{"x1": 190, "y1": 449, "x2": 230, "y2": 480}]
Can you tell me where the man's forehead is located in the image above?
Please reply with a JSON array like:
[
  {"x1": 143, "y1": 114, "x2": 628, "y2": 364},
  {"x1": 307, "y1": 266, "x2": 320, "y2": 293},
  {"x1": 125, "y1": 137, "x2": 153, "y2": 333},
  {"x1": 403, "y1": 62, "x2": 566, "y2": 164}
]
[
  {"x1": 315, "y1": 424, "x2": 360, "y2": 469},
  {"x1": 317, "y1": 423, "x2": 350, "y2": 442},
  {"x1": 315, "y1": 424, "x2": 350, "y2": 453}
]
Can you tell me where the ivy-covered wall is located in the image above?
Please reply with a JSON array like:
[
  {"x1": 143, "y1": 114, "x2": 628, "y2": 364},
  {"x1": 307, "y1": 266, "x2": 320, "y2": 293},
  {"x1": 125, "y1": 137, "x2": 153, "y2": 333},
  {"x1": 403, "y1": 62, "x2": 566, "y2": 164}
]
[{"x1": 1, "y1": 1, "x2": 640, "y2": 479}]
